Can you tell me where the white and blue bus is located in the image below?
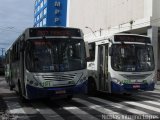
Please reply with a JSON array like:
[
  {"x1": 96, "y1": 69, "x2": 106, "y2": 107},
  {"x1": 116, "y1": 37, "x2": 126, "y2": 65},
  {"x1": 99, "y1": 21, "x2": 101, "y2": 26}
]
[
  {"x1": 5, "y1": 27, "x2": 88, "y2": 100},
  {"x1": 86, "y1": 34, "x2": 155, "y2": 94}
]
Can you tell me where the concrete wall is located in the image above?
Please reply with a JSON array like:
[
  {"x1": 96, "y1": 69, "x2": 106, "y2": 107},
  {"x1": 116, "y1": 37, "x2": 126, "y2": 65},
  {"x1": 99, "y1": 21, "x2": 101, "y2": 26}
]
[
  {"x1": 151, "y1": 0, "x2": 160, "y2": 26},
  {"x1": 68, "y1": 0, "x2": 145, "y2": 34}
]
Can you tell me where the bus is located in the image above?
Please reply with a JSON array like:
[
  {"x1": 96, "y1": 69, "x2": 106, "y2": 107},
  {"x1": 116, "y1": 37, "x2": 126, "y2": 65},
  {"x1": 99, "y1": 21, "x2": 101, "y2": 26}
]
[
  {"x1": 86, "y1": 33, "x2": 155, "y2": 94},
  {"x1": 0, "y1": 56, "x2": 4, "y2": 75},
  {"x1": 5, "y1": 27, "x2": 88, "y2": 100}
]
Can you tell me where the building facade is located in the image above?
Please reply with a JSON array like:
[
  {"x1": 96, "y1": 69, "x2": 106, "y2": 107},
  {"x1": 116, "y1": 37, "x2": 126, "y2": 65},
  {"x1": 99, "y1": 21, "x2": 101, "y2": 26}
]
[
  {"x1": 34, "y1": 0, "x2": 160, "y2": 83},
  {"x1": 34, "y1": 0, "x2": 68, "y2": 27}
]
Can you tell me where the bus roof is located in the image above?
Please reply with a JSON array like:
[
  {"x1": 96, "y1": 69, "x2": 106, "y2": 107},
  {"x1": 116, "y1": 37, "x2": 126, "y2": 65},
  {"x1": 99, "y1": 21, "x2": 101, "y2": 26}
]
[
  {"x1": 5, "y1": 27, "x2": 84, "y2": 52},
  {"x1": 84, "y1": 33, "x2": 150, "y2": 43}
]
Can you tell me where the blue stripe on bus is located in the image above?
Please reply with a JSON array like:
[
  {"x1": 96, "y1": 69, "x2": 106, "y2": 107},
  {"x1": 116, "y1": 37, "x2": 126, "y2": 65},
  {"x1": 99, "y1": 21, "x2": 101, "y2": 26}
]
[
  {"x1": 26, "y1": 81, "x2": 87, "y2": 99},
  {"x1": 111, "y1": 81, "x2": 155, "y2": 93}
]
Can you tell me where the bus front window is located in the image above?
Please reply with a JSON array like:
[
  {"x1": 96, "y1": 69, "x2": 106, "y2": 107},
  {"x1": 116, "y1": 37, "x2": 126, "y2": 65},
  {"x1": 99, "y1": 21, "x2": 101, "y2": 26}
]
[
  {"x1": 111, "y1": 44, "x2": 155, "y2": 72},
  {"x1": 26, "y1": 39, "x2": 86, "y2": 72}
]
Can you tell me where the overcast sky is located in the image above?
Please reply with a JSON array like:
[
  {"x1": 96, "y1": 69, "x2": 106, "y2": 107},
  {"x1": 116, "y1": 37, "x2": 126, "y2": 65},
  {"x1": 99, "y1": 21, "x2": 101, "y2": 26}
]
[{"x1": 0, "y1": 0, "x2": 35, "y2": 55}]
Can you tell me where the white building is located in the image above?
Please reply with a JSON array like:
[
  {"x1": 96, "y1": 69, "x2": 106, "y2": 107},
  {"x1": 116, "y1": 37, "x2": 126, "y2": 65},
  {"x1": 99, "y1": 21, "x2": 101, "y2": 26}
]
[{"x1": 66, "y1": 0, "x2": 160, "y2": 83}]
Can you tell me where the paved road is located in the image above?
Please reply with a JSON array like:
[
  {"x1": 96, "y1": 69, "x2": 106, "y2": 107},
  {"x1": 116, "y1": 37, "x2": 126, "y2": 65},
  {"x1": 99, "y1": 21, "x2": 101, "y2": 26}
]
[{"x1": 0, "y1": 76, "x2": 160, "y2": 120}]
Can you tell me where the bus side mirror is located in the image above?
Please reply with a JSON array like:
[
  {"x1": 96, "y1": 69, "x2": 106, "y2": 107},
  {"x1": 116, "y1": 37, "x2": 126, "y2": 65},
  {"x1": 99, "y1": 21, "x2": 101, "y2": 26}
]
[
  {"x1": 85, "y1": 41, "x2": 90, "y2": 61},
  {"x1": 109, "y1": 47, "x2": 113, "y2": 56}
]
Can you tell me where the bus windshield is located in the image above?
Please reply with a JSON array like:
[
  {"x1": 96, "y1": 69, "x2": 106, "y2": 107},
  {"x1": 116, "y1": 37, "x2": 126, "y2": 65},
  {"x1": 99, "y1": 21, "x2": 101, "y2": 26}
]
[
  {"x1": 111, "y1": 44, "x2": 155, "y2": 72},
  {"x1": 26, "y1": 38, "x2": 86, "y2": 72}
]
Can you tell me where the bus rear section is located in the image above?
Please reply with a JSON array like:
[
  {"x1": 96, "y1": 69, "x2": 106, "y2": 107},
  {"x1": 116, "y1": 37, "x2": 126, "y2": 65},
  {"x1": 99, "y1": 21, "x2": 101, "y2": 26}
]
[
  {"x1": 87, "y1": 34, "x2": 155, "y2": 94},
  {"x1": 5, "y1": 27, "x2": 88, "y2": 100}
]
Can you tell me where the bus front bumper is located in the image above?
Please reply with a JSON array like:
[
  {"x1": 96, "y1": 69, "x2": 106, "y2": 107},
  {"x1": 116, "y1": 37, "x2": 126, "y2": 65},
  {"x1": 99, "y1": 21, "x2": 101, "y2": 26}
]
[
  {"x1": 26, "y1": 81, "x2": 87, "y2": 99},
  {"x1": 111, "y1": 81, "x2": 155, "y2": 93}
]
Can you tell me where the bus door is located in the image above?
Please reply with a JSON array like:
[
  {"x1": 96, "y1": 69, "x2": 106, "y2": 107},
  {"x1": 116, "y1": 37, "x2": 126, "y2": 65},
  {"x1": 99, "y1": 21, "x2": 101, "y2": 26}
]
[{"x1": 98, "y1": 44, "x2": 110, "y2": 92}]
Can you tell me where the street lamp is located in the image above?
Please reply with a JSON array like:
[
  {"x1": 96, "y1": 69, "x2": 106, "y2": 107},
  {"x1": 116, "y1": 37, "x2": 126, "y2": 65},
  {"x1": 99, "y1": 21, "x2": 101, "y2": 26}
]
[{"x1": 85, "y1": 26, "x2": 96, "y2": 37}]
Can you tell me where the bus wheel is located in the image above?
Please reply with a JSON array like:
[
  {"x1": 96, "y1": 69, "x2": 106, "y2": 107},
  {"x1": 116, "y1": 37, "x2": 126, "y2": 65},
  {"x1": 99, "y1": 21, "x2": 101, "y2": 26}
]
[
  {"x1": 9, "y1": 85, "x2": 14, "y2": 91},
  {"x1": 18, "y1": 81, "x2": 26, "y2": 102},
  {"x1": 88, "y1": 78, "x2": 97, "y2": 96},
  {"x1": 123, "y1": 93, "x2": 132, "y2": 96},
  {"x1": 9, "y1": 81, "x2": 14, "y2": 91},
  {"x1": 65, "y1": 95, "x2": 73, "y2": 101}
]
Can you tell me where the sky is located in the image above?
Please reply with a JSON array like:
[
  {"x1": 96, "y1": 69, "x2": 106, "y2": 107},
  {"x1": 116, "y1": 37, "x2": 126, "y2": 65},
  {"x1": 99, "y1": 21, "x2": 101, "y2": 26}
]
[{"x1": 0, "y1": 0, "x2": 35, "y2": 55}]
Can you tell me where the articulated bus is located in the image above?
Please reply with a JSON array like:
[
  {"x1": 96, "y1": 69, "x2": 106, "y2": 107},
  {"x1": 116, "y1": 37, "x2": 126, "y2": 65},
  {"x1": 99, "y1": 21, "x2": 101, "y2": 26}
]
[
  {"x1": 5, "y1": 27, "x2": 88, "y2": 100},
  {"x1": 86, "y1": 34, "x2": 155, "y2": 94}
]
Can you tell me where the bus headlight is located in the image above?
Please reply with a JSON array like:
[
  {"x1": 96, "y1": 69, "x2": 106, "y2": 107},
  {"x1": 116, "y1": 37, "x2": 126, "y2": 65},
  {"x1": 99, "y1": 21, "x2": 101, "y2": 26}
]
[
  {"x1": 29, "y1": 80, "x2": 34, "y2": 85},
  {"x1": 27, "y1": 76, "x2": 43, "y2": 88},
  {"x1": 27, "y1": 79, "x2": 41, "y2": 87},
  {"x1": 112, "y1": 78, "x2": 123, "y2": 85}
]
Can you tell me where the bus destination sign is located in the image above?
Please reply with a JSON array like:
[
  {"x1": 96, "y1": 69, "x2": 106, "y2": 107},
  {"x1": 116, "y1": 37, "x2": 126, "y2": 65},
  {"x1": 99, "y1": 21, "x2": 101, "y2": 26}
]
[
  {"x1": 114, "y1": 35, "x2": 151, "y2": 43},
  {"x1": 29, "y1": 28, "x2": 82, "y2": 37}
]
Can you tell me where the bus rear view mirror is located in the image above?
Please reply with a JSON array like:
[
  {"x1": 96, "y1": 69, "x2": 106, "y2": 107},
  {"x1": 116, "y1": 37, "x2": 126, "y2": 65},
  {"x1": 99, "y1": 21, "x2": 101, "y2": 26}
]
[{"x1": 109, "y1": 47, "x2": 113, "y2": 56}]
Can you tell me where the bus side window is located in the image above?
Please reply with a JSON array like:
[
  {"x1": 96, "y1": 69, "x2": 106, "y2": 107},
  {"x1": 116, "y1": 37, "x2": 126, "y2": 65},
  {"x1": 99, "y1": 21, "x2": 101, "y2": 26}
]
[{"x1": 88, "y1": 43, "x2": 95, "y2": 62}]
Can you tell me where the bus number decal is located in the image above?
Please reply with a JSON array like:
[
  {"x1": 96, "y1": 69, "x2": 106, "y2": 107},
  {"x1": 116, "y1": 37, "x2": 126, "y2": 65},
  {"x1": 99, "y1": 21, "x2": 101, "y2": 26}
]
[
  {"x1": 41, "y1": 81, "x2": 51, "y2": 87},
  {"x1": 122, "y1": 80, "x2": 131, "y2": 84},
  {"x1": 143, "y1": 80, "x2": 147, "y2": 83}
]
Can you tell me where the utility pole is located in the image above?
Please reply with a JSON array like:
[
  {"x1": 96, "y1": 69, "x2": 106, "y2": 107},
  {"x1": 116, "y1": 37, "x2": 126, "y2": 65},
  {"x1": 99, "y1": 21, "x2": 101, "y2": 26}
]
[
  {"x1": 1, "y1": 48, "x2": 5, "y2": 56},
  {"x1": 99, "y1": 28, "x2": 103, "y2": 36}
]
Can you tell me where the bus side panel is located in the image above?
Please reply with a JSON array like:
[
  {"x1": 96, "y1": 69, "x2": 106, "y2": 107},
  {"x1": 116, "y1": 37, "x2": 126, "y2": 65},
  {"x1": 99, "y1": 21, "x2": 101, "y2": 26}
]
[
  {"x1": 10, "y1": 61, "x2": 20, "y2": 91},
  {"x1": 19, "y1": 51, "x2": 26, "y2": 97}
]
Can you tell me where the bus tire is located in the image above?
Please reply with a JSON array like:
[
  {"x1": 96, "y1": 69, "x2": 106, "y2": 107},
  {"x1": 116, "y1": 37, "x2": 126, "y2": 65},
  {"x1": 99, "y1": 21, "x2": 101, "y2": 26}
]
[
  {"x1": 65, "y1": 95, "x2": 73, "y2": 101},
  {"x1": 18, "y1": 81, "x2": 27, "y2": 102},
  {"x1": 123, "y1": 93, "x2": 132, "y2": 96},
  {"x1": 9, "y1": 85, "x2": 14, "y2": 91},
  {"x1": 8, "y1": 80, "x2": 14, "y2": 91},
  {"x1": 87, "y1": 78, "x2": 97, "y2": 96}
]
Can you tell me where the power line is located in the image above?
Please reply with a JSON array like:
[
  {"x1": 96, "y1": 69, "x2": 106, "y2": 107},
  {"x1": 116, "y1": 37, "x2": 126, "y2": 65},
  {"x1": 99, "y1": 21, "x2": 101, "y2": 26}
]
[
  {"x1": 0, "y1": 43, "x2": 10, "y2": 45},
  {"x1": 0, "y1": 25, "x2": 21, "y2": 33},
  {"x1": 0, "y1": 27, "x2": 21, "y2": 33}
]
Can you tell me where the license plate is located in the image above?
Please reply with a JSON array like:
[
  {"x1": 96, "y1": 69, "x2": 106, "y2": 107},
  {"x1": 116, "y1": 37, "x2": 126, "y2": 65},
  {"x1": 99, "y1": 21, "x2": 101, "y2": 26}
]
[
  {"x1": 55, "y1": 90, "x2": 66, "y2": 94},
  {"x1": 133, "y1": 85, "x2": 140, "y2": 89}
]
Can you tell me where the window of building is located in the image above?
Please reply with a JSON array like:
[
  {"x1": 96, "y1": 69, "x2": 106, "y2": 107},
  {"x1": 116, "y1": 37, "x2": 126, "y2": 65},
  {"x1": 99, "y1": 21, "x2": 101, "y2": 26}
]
[
  {"x1": 38, "y1": 15, "x2": 40, "y2": 21},
  {"x1": 40, "y1": 12, "x2": 43, "y2": 19},
  {"x1": 42, "y1": 0, "x2": 44, "y2": 5},
  {"x1": 44, "y1": 7, "x2": 47, "y2": 15},
  {"x1": 44, "y1": 0, "x2": 47, "y2": 4},
  {"x1": 88, "y1": 43, "x2": 95, "y2": 61},
  {"x1": 40, "y1": 21, "x2": 43, "y2": 27},
  {"x1": 35, "y1": 16, "x2": 38, "y2": 21},
  {"x1": 37, "y1": 5, "x2": 39, "y2": 11},
  {"x1": 36, "y1": 8, "x2": 38, "y2": 13},
  {"x1": 40, "y1": 1, "x2": 43, "y2": 8},
  {"x1": 43, "y1": 17, "x2": 46, "y2": 25},
  {"x1": 34, "y1": 18, "x2": 36, "y2": 23}
]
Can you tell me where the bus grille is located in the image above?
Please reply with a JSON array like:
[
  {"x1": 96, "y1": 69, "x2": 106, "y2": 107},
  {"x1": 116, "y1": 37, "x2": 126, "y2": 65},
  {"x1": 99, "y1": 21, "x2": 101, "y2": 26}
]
[
  {"x1": 42, "y1": 73, "x2": 77, "y2": 81},
  {"x1": 121, "y1": 74, "x2": 151, "y2": 80}
]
